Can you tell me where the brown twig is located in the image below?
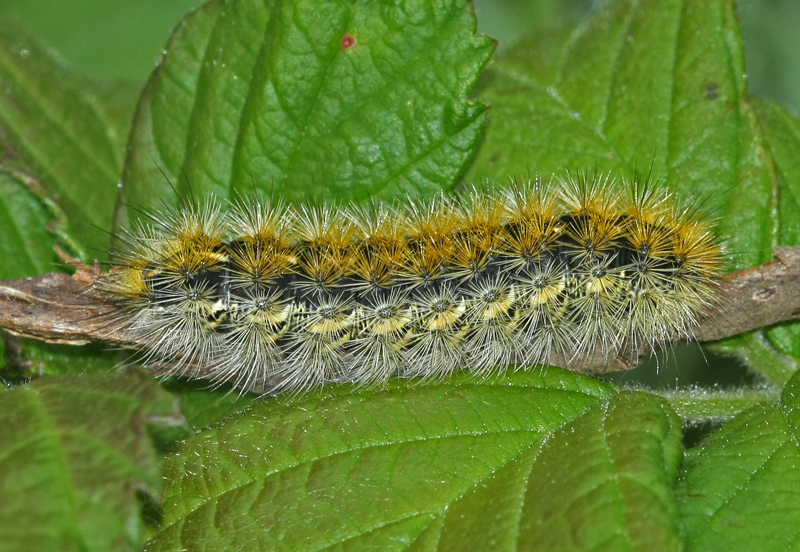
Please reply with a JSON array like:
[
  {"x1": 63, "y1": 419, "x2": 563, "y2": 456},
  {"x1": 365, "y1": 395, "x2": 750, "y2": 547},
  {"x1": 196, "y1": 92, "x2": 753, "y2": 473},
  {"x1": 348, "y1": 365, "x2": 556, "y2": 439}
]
[
  {"x1": 694, "y1": 246, "x2": 800, "y2": 341},
  {"x1": 1, "y1": 246, "x2": 799, "y2": 376},
  {"x1": 0, "y1": 267, "x2": 138, "y2": 348}
]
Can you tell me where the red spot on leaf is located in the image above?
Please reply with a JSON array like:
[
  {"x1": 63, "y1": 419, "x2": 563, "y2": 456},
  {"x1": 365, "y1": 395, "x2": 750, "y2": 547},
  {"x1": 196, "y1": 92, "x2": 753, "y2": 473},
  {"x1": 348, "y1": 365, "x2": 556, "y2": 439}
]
[{"x1": 341, "y1": 34, "x2": 356, "y2": 50}]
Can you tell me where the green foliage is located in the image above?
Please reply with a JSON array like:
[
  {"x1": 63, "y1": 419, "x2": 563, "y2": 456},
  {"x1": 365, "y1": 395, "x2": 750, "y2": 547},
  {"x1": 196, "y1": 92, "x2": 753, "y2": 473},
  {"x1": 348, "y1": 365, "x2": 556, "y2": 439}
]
[
  {"x1": 467, "y1": 0, "x2": 777, "y2": 270},
  {"x1": 678, "y1": 370, "x2": 800, "y2": 550},
  {"x1": 0, "y1": 22, "x2": 135, "y2": 258},
  {"x1": 0, "y1": 0, "x2": 799, "y2": 550},
  {"x1": 0, "y1": 370, "x2": 184, "y2": 552},
  {"x1": 152, "y1": 371, "x2": 616, "y2": 550}
]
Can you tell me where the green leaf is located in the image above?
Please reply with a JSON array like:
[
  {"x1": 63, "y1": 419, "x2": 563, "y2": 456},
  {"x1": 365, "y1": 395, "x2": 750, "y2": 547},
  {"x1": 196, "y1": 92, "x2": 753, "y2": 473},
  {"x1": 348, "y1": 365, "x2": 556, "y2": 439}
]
[
  {"x1": 466, "y1": 0, "x2": 777, "y2": 269},
  {"x1": 0, "y1": 21, "x2": 136, "y2": 258},
  {"x1": 0, "y1": 172, "x2": 56, "y2": 278},
  {"x1": 117, "y1": 0, "x2": 494, "y2": 229},
  {"x1": 678, "y1": 369, "x2": 800, "y2": 551},
  {"x1": 752, "y1": 97, "x2": 800, "y2": 245},
  {"x1": 0, "y1": 370, "x2": 184, "y2": 552},
  {"x1": 516, "y1": 392, "x2": 683, "y2": 552},
  {"x1": 144, "y1": 370, "x2": 617, "y2": 550}
]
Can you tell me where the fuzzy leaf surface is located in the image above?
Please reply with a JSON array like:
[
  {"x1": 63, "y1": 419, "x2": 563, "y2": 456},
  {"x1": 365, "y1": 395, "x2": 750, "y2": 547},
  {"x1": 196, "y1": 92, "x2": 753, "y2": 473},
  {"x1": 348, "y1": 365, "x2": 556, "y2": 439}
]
[
  {"x1": 514, "y1": 391, "x2": 683, "y2": 552},
  {"x1": 677, "y1": 369, "x2": 800, "y2": 551},
  {"x1": 144, "y1": 370, "x2": 680, "y2": 551}
]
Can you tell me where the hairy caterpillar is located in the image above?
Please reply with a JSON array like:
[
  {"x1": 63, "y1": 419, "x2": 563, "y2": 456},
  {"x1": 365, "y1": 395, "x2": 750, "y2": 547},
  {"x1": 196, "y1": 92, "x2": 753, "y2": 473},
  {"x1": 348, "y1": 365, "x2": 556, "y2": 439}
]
[{"x1": 102, "y1": 173, "x2": 722, "y2": 394}]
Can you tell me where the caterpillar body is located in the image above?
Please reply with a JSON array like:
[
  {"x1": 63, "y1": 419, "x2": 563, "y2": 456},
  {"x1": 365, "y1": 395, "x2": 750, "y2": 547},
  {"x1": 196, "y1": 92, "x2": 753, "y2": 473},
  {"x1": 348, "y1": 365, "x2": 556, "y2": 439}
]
[{"x1": 103, "y1": 174, "x2": 722, "y2": 394}]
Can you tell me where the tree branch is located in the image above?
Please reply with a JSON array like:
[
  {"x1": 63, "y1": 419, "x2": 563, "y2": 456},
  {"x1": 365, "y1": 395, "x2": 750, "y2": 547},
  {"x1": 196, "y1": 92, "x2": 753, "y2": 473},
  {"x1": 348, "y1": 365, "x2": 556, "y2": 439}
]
[{"x1": 1, "y1": 246, "x2": 799, "y2": 375}]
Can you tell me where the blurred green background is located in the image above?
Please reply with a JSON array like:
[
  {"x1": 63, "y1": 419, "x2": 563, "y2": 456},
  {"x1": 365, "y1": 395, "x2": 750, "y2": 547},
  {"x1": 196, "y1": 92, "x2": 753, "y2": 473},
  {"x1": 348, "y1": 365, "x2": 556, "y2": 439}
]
[{"x1": 0, "y1": 0, "x2": 797, "y2": 116}]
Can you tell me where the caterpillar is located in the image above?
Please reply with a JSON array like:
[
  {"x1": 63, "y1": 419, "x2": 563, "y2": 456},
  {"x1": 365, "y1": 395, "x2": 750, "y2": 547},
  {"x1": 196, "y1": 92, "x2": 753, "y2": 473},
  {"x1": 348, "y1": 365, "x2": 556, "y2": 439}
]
[{"x1": 102, "y1": 173, "x2": 722, "y2": 394}]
